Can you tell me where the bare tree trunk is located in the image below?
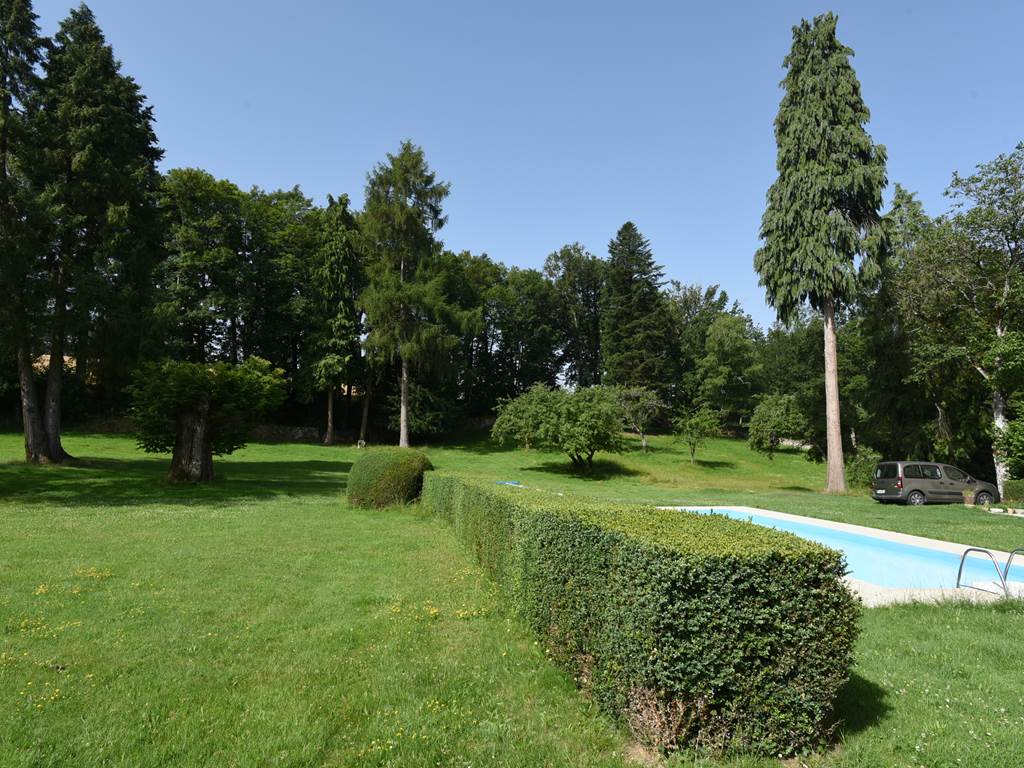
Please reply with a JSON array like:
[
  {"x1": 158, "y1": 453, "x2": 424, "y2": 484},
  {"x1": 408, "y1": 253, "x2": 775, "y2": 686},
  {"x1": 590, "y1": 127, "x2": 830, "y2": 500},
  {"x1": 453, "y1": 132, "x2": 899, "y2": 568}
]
[
  {"x1": 17, "y1": 338, "x2": 50, "y2": 463},
  {"x1": 323, "y1": 387, "x2": 335, "y2": 446},
  {"x1": 822, "y1": 297, "x2": 846, "y2": 493},
  {"x1": 44, "y1": 294, "x2": 70, "y2": 462},
  {"x1": 399, "y1": 355, "x2": 410, "y2": 447},
  {"x1": 359, "y1": 390, "x2": 370, "y2": 445},
  {"x1": 992, "y1": 389, "x2": 1010, "y2": 499},
  {"x1": 641, "y1": 431, "x2": 648, "y2": 452},
  {"x1": 169, "y1": 400, "x2": 213, "y2": 482}
]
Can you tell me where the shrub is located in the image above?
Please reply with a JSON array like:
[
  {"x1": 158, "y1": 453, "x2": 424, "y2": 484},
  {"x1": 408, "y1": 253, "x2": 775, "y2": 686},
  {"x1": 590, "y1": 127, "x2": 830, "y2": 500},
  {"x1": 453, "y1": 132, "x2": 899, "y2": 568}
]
[
  {"x1": 347, "y1": 448, "x2": 433, "y2": 508},
  {"x1": 423, "y1": 474, "x2": 859, "y2": 757},
  {"x1": 1004, "y1": 479, "x2": 1024, "y2": 505},
  {"x1": 845, "y1": 447, "x2": 882, "y2": 488}
]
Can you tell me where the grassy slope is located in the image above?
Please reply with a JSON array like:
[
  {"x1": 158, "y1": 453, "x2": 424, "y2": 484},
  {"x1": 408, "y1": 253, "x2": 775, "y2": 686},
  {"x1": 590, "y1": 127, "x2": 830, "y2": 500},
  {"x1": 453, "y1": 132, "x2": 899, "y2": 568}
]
[
  {"x1": 1, "y1": 433, "x2": 1023, "y2": 766},
  {"x1": 421, "y1": 433, "x2": 1024, "y2": 553}
]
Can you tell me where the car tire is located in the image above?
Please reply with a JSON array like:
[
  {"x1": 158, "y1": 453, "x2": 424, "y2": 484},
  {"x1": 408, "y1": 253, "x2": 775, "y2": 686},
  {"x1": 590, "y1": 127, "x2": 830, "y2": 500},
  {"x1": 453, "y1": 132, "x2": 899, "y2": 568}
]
[
  {"x1": 975, "y1": 491, "x2": 993, "y2": 506},
  {"x1": 907, "y1": 490, "x2": 927, "y2": 506}
]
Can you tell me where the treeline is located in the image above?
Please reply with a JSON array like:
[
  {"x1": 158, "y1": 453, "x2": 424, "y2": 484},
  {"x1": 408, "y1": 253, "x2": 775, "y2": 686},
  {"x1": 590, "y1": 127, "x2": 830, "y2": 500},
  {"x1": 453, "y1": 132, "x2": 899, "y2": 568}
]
[{"x1": 1, "y1": 4, "x2": 1021, "y2": 494}]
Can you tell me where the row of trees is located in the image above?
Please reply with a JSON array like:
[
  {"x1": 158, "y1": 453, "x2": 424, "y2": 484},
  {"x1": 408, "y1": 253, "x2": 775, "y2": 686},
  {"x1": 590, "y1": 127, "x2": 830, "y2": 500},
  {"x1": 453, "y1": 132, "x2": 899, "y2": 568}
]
[{"x1": 1, "y1": 5, "x2": 1020, "y2": 493}]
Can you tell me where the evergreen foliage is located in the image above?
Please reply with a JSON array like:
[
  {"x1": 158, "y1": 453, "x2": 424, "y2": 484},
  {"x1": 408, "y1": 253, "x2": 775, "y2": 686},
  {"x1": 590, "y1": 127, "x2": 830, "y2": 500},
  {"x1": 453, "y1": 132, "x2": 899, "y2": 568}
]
[
  {"x1": 755, "y1": 12, "x2": 887, "y2": 492},
  {"x1": 422, "y1": 474, "x2": 859, "y2": 756},
  {"x1": 601, "y1": 222, "x2": 676, "y2": 398},
  {"x1": 347, "y1": 447, "x2": 433, "y2": 509}
]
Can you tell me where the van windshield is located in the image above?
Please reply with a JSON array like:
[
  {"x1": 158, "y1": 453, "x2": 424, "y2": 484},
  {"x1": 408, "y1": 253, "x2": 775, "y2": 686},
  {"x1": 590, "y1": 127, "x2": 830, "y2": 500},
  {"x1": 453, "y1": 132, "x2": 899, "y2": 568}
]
[{"x1": 874, "y1": 464, "x2": 898, "y2": 480}]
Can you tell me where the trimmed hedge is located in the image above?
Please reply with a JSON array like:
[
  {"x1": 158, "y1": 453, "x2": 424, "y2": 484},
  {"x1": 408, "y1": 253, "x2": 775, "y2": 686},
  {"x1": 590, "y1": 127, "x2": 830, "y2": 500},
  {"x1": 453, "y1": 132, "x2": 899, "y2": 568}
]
[
  {"x1": 347, "y1": 448, "x2": 433, "y2": 508},
  {"x1": 422, "y1": 474, "x2": 859, "y2": 756}
]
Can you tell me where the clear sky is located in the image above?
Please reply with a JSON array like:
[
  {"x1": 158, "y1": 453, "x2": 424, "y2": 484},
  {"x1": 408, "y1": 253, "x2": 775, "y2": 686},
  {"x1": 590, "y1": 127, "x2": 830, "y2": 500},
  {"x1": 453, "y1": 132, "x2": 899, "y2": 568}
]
[{"x1": 35, "y1": 1, "x2": 1024, "y2": 327}]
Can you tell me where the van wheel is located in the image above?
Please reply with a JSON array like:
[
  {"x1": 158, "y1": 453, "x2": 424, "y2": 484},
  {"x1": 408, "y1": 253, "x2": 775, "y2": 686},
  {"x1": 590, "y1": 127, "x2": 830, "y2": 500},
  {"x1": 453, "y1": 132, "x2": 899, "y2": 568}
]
[
  {"x1": 975, "y1": 491, "x2": 993, "y2": 506},
  {"x1": 907, "y1": 491, "x2": 926, "y2": 506}
]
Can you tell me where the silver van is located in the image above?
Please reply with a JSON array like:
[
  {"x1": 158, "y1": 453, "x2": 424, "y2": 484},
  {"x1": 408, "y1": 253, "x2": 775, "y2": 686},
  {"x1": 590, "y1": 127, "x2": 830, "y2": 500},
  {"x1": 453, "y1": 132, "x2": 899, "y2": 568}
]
[{"x1": 872, "y1": 461, "x2": 999, "y2": 506}]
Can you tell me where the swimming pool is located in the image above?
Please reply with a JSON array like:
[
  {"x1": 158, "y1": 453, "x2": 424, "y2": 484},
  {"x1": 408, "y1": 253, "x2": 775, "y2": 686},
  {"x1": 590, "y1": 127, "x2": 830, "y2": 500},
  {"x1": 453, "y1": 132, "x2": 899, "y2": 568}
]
[{"x1": 686, "y1": 507, "x2": 1024, "y2": 590}]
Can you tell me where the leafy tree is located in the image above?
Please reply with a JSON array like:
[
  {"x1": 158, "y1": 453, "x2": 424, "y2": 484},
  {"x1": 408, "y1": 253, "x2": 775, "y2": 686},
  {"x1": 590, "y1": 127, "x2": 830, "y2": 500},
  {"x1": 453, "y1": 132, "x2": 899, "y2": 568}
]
[
  {"x1": 748, "y1": 394, "x2": 810, "y2": 460},
  {"x1": 755, "y1": 13, "x2": 887, "y2": 493},
  {"x1": 129, "y1": 357, "x2": 285, "y2": 482},
  {"x1": 28, "y1": 5, "x2": 162, "y2": 461},
  {"x1": 899, "y1": 144, "x2": 1024, "y2": 496},
  {"x1": 157, "y1": 168, "x2": 246, "y2": 362},
  {"x1": 0, "y1": 0, "x2": 47, "y2": 462},
  {"x1": 360, "y1": 141, "x2": 454, "y2": 447},
  {"x1": 491, "y1": 385, "x2": 625, "y2": 468},
  {"x1": 544, "y1": 243, "x2": 604, "y2": 387},
  {"x1": 601, "y1": 222, "x2": 676, "y2": 398},
  {"x1": 491, "y1": 383, "x2": 562, "y2": 451},
  {"x1": 696, "y1": 313, "x2": 762, "y2": 429},
  {"x1": 307, "y1": 194, "x2": 362, "y2": 444},
  {"x1": 491, "y1": 266, "x2": 563, "y2": 395},
  {"x1": 673, "y1": 406, "x2": 721, "y2": 464},
  {"x1": 616, "y1": 386, "x2": 662, "y2": 452},
  {"x1": 665, "y1": 282, "x2": 733, "y2": 407}
]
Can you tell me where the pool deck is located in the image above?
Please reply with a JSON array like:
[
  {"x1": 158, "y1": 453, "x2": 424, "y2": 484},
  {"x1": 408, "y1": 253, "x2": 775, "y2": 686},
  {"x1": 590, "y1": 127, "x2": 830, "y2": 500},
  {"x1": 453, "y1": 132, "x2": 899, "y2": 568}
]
[{"x1": 661, "y1": 504, "x2": 1024, "y2": 607}]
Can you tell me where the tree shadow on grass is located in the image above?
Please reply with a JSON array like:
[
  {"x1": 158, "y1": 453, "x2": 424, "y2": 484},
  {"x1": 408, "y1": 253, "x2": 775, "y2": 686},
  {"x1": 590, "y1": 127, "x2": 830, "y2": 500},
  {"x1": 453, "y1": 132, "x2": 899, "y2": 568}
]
[
  {"x1": 775, "y1": 485, "x2": 817, "y2": 493},
  {"x1": 0, "y1": 456, "x2": 351, "y2": 508},
  {"x1": 523, "y1": 459, "x2": 644, "y2": 480},
  {"x1": 693, "y1": 459, "x2": 737, "y2": 469},
  {"x1": 832, "y1": 672, "x2": 890, "y2": 738}
]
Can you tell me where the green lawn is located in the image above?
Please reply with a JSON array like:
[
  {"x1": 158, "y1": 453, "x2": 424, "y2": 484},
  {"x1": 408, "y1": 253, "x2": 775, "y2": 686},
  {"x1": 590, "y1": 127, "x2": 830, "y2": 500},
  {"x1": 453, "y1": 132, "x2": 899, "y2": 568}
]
[{"x1": 1, "y1": 432, "x2": 1023, "y2": 766}]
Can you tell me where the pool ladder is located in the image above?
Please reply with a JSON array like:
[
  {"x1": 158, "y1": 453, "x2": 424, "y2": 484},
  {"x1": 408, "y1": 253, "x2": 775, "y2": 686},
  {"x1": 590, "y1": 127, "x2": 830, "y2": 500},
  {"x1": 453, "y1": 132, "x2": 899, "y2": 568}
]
[{"x1": 955, "y1": 547, "x2": 1024, "y2": 597}]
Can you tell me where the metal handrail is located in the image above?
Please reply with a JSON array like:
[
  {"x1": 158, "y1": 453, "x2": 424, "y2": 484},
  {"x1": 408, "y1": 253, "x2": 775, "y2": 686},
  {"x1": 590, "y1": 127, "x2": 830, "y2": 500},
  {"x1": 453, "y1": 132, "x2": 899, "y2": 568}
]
[
  {"x1": 955, "y1": 547, "x2": 1009, "y2": 597},
  {"x1": 1002, "y1": 548, "x2": 1024, "y2": 583}
]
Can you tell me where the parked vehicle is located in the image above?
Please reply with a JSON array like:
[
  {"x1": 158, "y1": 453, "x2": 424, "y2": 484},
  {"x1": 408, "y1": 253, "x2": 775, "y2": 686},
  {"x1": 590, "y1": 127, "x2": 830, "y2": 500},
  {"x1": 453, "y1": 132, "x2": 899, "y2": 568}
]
[{"x1": 871, "y1": 461, "x2": 1000, "y2": 506}]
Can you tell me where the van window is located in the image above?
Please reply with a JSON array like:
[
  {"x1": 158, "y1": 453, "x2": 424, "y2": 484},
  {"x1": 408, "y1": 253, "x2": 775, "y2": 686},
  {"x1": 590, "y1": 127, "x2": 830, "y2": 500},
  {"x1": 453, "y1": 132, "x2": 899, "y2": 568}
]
[
  {"x1": 921, "y1": 465, "x2": 942, "y2": 480},
  {"x1": 875, "y1": 464, "x2": 898, "y2": 479},
  {"x1": 944, "y1": 466, "x2": 967, "y2": 482},
  {"x1": 904, "y1": 465, "x2": 923, "y2": 479}
]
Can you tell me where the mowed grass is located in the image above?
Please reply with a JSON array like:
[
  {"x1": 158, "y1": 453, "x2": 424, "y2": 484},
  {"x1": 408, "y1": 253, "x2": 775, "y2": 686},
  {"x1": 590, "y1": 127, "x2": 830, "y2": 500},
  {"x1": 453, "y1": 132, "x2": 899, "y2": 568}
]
[
  {"x1": 421, "y1": 432, "x2": 1024, "y2": 553},
  {"x1": 1, "y1": 432, "x2": 1023, "y2": 767}
]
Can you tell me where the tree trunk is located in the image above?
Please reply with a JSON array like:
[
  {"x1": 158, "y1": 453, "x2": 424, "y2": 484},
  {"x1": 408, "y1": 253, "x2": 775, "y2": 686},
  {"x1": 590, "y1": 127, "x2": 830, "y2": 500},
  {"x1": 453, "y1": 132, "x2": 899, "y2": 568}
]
[
  {"x1": 44, "y1": 296, "x2": 70, "y2": 462},
  {"x1": 169, "y1": 400, "x2": 214, "y2": 482},
  {"x1": 399, "y1": 355, "x2": 410, "y2": 447},
  {"x1": 822, "y1": 297, "x2": 847, "y2": 493},
  {"x1": 992, "y1": 388, "x2": 1010, "y2": 499},
  {"x1": 17, "y1": 338, "x2": 50, "y2": 463},
  {"x1": 359, "y1": 390, "x2": 370, "y2": 445},
  {"x1": 342, "y1": 381, "x2": 352, "y2": 431},
  {"x1": 323, "y1": 387, "x2": 335, "y2": 446},
  {"x1": 640, "y1": 431, "x2": 648, "y2": 452}
]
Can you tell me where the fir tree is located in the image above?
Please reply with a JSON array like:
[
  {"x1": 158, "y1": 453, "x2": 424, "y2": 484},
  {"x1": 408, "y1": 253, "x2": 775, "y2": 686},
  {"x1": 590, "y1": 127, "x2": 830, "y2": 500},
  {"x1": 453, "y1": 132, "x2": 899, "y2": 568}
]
[
  {"x1": 755, "y1": 13, "x2": 887, "y2": 493},
  {"x1": 29, "y1": 3, "x2": 163, "y2": 460},
  {"x1": 360, "y1": 141, "x2": 455, "y2": 447},
  {"x1": 600, "y1": 222, "x2": 676, "y2": 399},
  {"x1": 0, "y1": 0, "x2": 47, "y2": 462}
]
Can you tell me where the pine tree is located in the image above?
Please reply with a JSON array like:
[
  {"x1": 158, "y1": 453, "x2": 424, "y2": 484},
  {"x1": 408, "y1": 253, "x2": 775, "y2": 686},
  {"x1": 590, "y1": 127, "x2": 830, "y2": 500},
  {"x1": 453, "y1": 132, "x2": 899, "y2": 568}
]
[
  {"x1": 544, "y1": 243, "x2": 604, "y2": 387},
  {"x1": 360, "y1": 141, "x2": 454, "y2": 447},
  {"x1": 0, "y1": 0, "x2": 47, "y2": 462},
  {"x1": 29, "y1": 3, "x2": 162, "y2": 460},
  {"x1": 755, "y1": 13, "x2": 887, "y2": 493},
  {"x1": 601, "y1": 222, "x2": 676, "y2": 399}
]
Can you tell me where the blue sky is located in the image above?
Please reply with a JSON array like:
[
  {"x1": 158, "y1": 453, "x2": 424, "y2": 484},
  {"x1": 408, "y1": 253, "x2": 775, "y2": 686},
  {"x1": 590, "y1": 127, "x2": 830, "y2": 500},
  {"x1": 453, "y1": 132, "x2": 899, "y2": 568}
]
[{"x1": 36, "y1": 1, "x2": 1024, "y2": 327}]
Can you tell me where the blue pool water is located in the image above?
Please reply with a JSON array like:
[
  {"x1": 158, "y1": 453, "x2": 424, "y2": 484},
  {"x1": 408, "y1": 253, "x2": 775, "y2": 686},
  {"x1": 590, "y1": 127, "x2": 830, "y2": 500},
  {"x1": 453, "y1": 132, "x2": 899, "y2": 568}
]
[{"x1": 689, "y1": 507, "x2": 1024, "y2": 590}]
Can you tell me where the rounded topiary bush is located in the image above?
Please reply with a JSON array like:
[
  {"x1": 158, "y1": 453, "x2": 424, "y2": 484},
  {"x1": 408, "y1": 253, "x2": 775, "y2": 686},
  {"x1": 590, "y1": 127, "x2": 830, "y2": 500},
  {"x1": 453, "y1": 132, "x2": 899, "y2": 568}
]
[{"x1": 347, "y1": 448, "x2": 434, "y2": 509}]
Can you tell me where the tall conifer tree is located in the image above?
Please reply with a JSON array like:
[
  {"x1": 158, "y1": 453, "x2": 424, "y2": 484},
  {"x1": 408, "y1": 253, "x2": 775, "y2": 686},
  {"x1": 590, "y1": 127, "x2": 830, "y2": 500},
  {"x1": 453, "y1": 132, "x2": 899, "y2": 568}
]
[
  {"x1": 29, "y1": 3, "x2": 162, "y2": 460},
  {"x1": 601, "y1": 222, "x2": 676, "y2": 399},
  {"x1": 0, "y1": 0, "x2": 47, "y2": 462},
  {"x1": 755, "y1": 13, "x2": 887, "y2": 493},
  {"x1": 360, "y1": 141, "x2": 453, "y2": 447}
]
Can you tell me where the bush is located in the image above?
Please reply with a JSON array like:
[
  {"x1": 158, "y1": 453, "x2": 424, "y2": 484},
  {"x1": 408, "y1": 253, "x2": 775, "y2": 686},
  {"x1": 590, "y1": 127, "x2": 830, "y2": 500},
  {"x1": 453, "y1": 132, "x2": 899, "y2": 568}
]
[
  {"x1": 748, "y1": 394, "x2": 809, "y2": 459},
  {"x1": 347, "y1": 448, "x2": 433, "y2": 508},
  {"x1": 422, "y1": 474, "x2": 859, "y2": 756},
  {"x1": 845, "y1": 447, "x2": 882, "y2": 488},
  {"x1": 1004, "y1": 479, "x2": 1024, "y2": 504}
]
